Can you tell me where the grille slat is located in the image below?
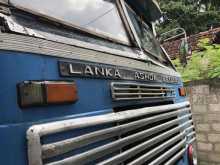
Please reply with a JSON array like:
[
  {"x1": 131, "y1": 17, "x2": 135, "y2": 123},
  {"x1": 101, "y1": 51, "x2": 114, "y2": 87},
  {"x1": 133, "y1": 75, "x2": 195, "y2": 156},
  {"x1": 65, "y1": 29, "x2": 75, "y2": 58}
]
[
  {"x1": 27, "y1": 102, "x2": 196, "y2": 165},
  {"x1": 114, "y1": 92, "x2": 166, "y2": 96},
  {"x1": 97, "y1": 124, "x2": 186, "y2": 165},
  {"x1": 164, "y1": 148, "x2": 186, "y2": 165},
  {"x1": 111, "y1": 82, "x2": 176, "y2": 101},
  {"x1": 129, "y1": 135, "x2": 186, "y2": 165},
  {"x1": 112, "y1": 96, "x2": 175, "y2": 101},
  {"x1": 148, "y1": 139, "x2": 186, "y2": 165},
  {"x1": 185, "y1": 125, "x2": 194, "y2": 132},
  {"x1": 42, "y1": 109, "x2": 190, "y2": 159},
  {"x1": 114, "y1": 87, "x2": 174, "y2": 92},
  {"x1": 44, "y1": 116, "x2": 187, "y2": 165}
]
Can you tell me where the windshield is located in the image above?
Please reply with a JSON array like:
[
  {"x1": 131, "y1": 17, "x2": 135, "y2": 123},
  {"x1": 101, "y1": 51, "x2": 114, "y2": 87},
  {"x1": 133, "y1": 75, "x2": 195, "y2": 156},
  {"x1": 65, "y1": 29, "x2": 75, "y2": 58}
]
[
  {"x1": 125, "y1": 4, "x2": 167, "y2": 63},
  {"x1": 10, "y1": 0, "x2": 130, "y2": 44}
]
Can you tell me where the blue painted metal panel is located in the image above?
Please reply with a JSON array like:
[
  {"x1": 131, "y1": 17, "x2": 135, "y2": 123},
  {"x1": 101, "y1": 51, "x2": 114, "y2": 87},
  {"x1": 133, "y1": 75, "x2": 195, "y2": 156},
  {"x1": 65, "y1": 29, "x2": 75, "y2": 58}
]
[
  {"x1": 0, "y1": 50, "x2": 188, "y2": 165},
  {"x1": 0, "y1": 51, "x2": 114, "y2": 124},
  {"x1": 0, "y1": 51, "x2": 184, "y2": 124}
]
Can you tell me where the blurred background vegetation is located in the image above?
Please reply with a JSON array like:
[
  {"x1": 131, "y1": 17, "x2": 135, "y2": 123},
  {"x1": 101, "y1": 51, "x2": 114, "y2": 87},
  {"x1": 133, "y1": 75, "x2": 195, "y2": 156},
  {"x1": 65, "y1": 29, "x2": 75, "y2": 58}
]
[
  {"x1": 172, "y1": 38, "x2": 220, "y2": 82},
  {"x1": 157, "y1": 0, "x2": 220, "y2": 82},
  {"x1": 157, "y1": 0, "x2": 220, "y2": 35}
]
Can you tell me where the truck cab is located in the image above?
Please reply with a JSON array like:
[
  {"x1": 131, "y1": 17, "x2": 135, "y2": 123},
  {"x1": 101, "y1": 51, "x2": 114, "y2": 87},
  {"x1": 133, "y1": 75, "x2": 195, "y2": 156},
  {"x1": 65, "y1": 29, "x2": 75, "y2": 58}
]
[{"x1": 0, "y1": 0, "x2": 196, "y2": 165}]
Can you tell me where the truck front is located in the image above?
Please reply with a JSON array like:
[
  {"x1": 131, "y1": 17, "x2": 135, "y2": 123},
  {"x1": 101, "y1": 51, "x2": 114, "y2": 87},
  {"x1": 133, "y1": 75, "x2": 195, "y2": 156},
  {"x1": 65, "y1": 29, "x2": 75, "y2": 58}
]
[{"x1": 0, "y1": 0, "x2": 197, "y2": 165}]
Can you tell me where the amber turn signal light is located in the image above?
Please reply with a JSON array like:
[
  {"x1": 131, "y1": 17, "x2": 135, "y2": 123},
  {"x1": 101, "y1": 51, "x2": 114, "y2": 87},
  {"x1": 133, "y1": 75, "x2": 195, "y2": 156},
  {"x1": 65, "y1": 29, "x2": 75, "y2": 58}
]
[
  {"x1": 18, "y1": 81, "x2": 78, "y2": 108},
  {"x1": 46, "y1": 83, "x2": 77, "y2": 104},
  {"x1": 178, "y1": 87, "x2": 186, "y2": 97}
]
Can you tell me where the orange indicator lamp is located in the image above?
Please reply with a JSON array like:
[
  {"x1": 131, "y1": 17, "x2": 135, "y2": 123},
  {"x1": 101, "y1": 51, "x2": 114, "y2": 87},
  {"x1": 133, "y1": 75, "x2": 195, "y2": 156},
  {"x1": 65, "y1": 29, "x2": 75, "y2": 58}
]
[
  {"x1": 18, "y1": 81, "x2": 78, "y2": 108},
  {"x1": 178, "y1": 87, "x2": 186, "y2": 97}
]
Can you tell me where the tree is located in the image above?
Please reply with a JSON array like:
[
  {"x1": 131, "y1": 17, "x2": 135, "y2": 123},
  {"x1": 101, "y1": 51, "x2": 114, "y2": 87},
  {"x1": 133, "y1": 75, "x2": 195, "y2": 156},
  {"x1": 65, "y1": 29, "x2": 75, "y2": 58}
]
[
  {"x1": 157, "y1": 0, "x2": 220, "y2": 35},
  {"x1": 199, "y1": 0, "x2": 220, "y2": 11}
]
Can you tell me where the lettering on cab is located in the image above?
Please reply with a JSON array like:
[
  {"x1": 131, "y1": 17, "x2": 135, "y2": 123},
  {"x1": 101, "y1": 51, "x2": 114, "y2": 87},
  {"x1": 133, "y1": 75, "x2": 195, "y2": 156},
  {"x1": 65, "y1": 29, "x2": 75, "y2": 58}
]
[{"x1": 59, "y1": 61, "x2": 179, "y2": 84}]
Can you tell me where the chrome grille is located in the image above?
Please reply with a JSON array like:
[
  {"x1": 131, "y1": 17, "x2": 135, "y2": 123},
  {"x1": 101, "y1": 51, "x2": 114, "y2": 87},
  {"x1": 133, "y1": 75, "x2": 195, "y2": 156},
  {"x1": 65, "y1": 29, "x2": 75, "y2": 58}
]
[
  {"x1": 27, "y1": 102, "x2": 195, "y2": 165},
  {"x1": 111, "y1": 82, "x2": 176, "y2": 101}
]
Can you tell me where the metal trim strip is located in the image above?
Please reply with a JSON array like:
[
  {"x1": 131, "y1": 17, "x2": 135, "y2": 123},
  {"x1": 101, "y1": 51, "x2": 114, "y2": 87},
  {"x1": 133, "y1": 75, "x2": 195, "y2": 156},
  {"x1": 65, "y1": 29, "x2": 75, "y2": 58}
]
[
  {"x1": 119, "y1": 0, "x2": 142, "y2": 49},
  {"x1": 0, "y1": 32, "x2": 180, "y2": 77},
  {"x1": 114, "y1": 92, "x2": 166, "y2": 96},
  {"x1": 111, "y1": 82, "x2": 176, "y2": 88},
  {"x1": 112, "y1": 96, "x2": 175, "y2": 101},
  {"x1": 28, "y1": 102, "x2": 190, "y2": 136},
  {"x1": 113, "y1": 88, "x2": 175, "y2": 92}
]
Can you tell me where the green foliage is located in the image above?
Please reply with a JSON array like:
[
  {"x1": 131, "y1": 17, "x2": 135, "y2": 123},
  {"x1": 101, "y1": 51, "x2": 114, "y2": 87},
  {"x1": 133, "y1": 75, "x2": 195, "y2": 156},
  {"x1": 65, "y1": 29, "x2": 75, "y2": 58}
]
[
  {"x1": 157, "y1": 0, "x2": 220, "y2": 35},
  {"x1": 199, "y1": 0, "x2": 220, "y2": 11},
  {"x1": 173, "y1": 38, "x2": 220, "y2": 82}
]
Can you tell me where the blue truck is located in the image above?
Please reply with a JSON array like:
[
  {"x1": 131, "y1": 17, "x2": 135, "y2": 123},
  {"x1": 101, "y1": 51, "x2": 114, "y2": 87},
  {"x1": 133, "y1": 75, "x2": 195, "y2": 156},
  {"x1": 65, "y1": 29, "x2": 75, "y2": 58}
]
[{"x1": 0, "y1": 0, "x2": 197, "y2": 165}]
